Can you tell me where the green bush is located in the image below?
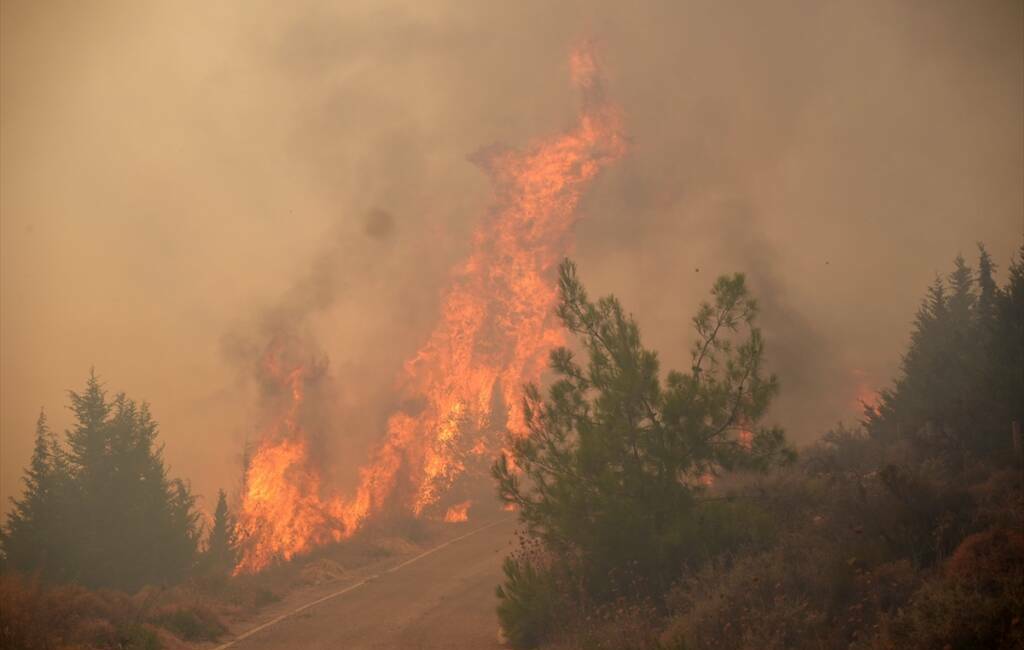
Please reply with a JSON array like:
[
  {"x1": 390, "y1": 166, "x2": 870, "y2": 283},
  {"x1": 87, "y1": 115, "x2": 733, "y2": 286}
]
[{"x1": 496, "y1": 552, "x2": 567, "y2": 649}]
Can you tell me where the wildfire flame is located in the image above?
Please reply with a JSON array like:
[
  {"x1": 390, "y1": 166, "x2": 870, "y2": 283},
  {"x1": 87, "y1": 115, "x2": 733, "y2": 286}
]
[
  {"x1": 346, "y1": 44, "x2": 625, "y2": 524},
  {"x1": 233, "y1": 44, "x2": 625, "y2": 573},
  {"x1": 232, "y1": 342, "x2": 352, "y2": 574},
  {"x1": 852, "y1": 368, "x2": 880, "y2": 412},
  {"x1": 443, "y1": 500, "x2": 472, "y2": 523}
]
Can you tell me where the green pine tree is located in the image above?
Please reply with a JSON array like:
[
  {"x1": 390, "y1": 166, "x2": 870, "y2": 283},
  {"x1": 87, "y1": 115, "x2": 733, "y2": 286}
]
[
  {"x1": 493, "y1": 259, "x2": 792, "y2": 637},
  {"x1": 1, "y1": 410, "x2": 71, "y2": 581}
]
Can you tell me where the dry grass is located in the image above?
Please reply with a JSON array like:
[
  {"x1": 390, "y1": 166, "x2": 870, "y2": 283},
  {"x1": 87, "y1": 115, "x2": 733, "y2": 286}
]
[
  {"x1": 0, "y1": 572, "x2": 241, "y2": 649},
  {"x1": 0, "y1": 513, "x2": 482, "y2": 649},
  {"x1": 0, "y1": 573, "x2": 162, "y2": 649}
]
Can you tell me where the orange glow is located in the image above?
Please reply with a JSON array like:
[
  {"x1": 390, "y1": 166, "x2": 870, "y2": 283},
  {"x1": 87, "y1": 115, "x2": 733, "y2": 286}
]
[
  {"x1": 233, "y1": 343, "x2": 348, "y2": 574},
  {"x1": 738, "y1": 429, "x2": 754, "y2": 450},
  {"x1": 851, "y1": 368, "x2": 880, "y2": 411},
  {"x1": 443, "y1": 500, "x2": 472, "y2": 523},
  {"x1": 234, "y1": 45, "x2": 624, "y2": 573},
  {"x1": 351, "y1": 43, "x2": 625, "y2": 522}
]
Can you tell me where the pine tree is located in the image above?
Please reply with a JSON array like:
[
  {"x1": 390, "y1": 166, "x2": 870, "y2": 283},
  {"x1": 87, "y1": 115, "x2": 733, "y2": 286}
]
[
  {"x1": 875, "y1": 277, "x2": 950, "y2": 435},
  {"x1": 62, "y1": 373, "x2": 115, "y2": 587},
  {"x1": 990, "y1": 244, "x2": 1024, "y2": 430},
  {"x1": 1, "y1": 410, "x2": 70, "y2": 580},
  {"x1": 976, "y1": 243, "x2": 998, "y2": 329},
  {"x1": 947, "y1": 254, "x2": 976, "y2": 323},
  {"x1": 95, "y1": 392, "x2": 199, "y2": 588},
  {"x1": 869, "y1": 245, "x2": 1023, "y2": 460},
  {"x1": 205, "y1": 489, "x2": 238, "y2": 573},
  {"x1": 945, "y1": 255, "x2": 983, "y2": 444},
  {"x1": 65, "y1": 369, "x2": 112, "y2": 484},
  {"x1": 494, "y1": 260, "x2": 791, "y2": 612},
  {"x1": 18, "y1": 371, "x2": 204, "y2": 589}
]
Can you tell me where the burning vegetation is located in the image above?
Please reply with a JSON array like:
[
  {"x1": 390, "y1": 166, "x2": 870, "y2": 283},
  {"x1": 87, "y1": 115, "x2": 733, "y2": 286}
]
[
  {"x1": 2, "y1": 7, "x2": 1021, "y2": 648},
  {"x1": 232, "y1": 339, "x2": 351, "y2": 573},
  {"x1": 232, "y1": 45, "x2": 625, "y2": 574}
]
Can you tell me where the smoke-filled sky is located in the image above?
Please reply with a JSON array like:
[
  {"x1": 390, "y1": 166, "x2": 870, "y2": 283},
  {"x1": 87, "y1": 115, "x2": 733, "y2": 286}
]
[{"x1": 2, "y1": 1, "x2": 1021, "y2": 514}]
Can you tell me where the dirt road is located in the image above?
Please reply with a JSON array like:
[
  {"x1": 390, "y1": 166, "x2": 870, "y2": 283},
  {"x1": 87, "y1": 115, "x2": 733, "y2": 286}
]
[{"x1": 214, "y1": 517, "x2": 517, "y2": 649}]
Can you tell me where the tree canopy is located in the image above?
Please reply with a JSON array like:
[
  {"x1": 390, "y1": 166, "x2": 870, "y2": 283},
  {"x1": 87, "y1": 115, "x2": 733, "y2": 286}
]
[
  {"x1": 868, "y1": 244, "x2": 1024, "y2": 460},
  {"x1": 2, "y1": 371, "x2": 201, "y2": 590},
  {"x1": 493, "y1": 260, "x2": 792, "y2": 644}
]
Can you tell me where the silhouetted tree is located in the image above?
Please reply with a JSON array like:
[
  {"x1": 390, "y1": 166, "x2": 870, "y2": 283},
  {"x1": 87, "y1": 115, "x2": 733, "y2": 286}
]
[
  {"x1": 3, "y1": 371, "x2": 201, "y2": 590},
  {"x1": 976, "y1": 243, "x2": 998, "y2": 329},
  {"x1": 1, "y1": 410, "x2": 71, "y2": 581},
  {"x1": 868, "y1": 243, "x2": 1024, "y2": 460},
  {"x1": 989, "y1": 244, "x2": 1024, "y2": 431},
  {"x1": 205, "y1": 489, "x2": 238, "y2": 574}
]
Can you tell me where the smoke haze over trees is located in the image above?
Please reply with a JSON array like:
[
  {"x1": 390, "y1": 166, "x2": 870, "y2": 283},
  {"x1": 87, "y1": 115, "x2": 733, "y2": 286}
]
[
  {"x1": 495, "y1": 245, "x2": 1024, "y2": 649},
  {"x1": 1, "y1": 372, "x2": 201, "y2": 591},
  {"x1": 0, "y1": 2, "x2": 1021, "y2": 648},
  {"x1": 2, "y1": 0, "x2": 1021, "y2": 511}
]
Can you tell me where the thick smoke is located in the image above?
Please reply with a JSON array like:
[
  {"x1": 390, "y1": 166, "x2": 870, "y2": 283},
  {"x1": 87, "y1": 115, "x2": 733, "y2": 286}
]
[
  {"x1": 220, "y1": 212, "x2": 403, "y2": 490},
  {"x1": 2, "y1": 1, "x2": 1021, "y2": 509}
]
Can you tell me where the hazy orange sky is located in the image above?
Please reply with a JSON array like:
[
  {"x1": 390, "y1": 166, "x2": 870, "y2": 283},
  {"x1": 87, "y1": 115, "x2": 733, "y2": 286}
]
[{"x1": 3, "y1": 1, "x2": 1021, "y2": 515}]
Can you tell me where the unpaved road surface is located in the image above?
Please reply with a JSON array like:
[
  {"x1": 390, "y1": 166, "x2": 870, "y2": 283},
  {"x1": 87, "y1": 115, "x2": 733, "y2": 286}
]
[{"x1": 216, "y1": 517, "x2": 517, "y2": 649}]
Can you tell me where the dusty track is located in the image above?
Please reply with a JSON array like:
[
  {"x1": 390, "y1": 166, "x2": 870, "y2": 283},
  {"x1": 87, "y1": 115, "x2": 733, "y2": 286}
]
[{"x1": 214, "y1": 517, "x2": 516, "y2": 649}]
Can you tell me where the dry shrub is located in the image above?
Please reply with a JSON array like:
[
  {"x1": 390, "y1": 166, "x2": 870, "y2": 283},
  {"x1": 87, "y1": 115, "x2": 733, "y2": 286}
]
[
  {"x1": 0, "y1": 574, "x2": 158, "y2": 650},
  {"x1": 659, "y1": 531, "x2": 920, "y2": 650},
  {"x1": 872, "y1": 526, "x2": 1024, "y2": 650},
  {"x1": 299, "y1": 558, "x2": 347, "y2": 585},
  {"x1": 546, "y1": 596, "x2": 661, "y2": 650},
  {"x1": 1, "y1": 574, "x2": 63, "y2": 649},
  {"x1": 148, "y1": 602, "x2": 226, "y2": 642},
  {"x1": 0, "y1": 573, "x2": 231, "y2": 649},
  {"x1": 944, "y1": 526, "x2": 1024, "y2": 585}
]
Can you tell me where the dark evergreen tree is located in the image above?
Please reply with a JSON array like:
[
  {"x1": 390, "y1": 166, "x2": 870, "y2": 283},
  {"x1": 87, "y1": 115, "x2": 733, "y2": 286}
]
[
  {"x1": 5, "y1": 370, "x2": 201, "y2": 590},
  {"x1": 1, "y1": 410, "x2": 71, "y2": 581},
  {"x1": 868, "y1": 244, "x2": 1024, "y2": 460},
  {"x1": 88, "y1": 394, "x2": 199, "y2": 588},
  {"x1": 976, "y1": 243, "x2": 998, "y2": 329},
  {"x1": 989, "y1": 244, "x2": 1024, "y2": 432},
  {"x1": 205, "y1": 489, "x2": 238, "y2": 574}
]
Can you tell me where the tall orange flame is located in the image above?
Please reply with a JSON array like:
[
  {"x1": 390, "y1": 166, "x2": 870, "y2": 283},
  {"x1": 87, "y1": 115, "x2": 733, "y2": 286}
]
[
  {"x1": 345, "y1": 44, "x2": 625, "y2": 526},
  {"x1": 233, "y1": 343, "x2": 349, "y2": 574},
  {"x1": 234, "y1": 45, "x2": 625, "y2": 573}
]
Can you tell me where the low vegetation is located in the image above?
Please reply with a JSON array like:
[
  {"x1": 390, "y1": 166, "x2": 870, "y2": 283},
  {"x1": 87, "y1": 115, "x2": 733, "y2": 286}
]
[
  {"x1": 1, "y1": 472, "x2": 463, "y2": 650},
  {"x1": 2, "y1": 243, "x2": 1019, "y2": 649},
  {"x1": 496, "y1": 245, "x2": 1024, "y2": 649}
]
